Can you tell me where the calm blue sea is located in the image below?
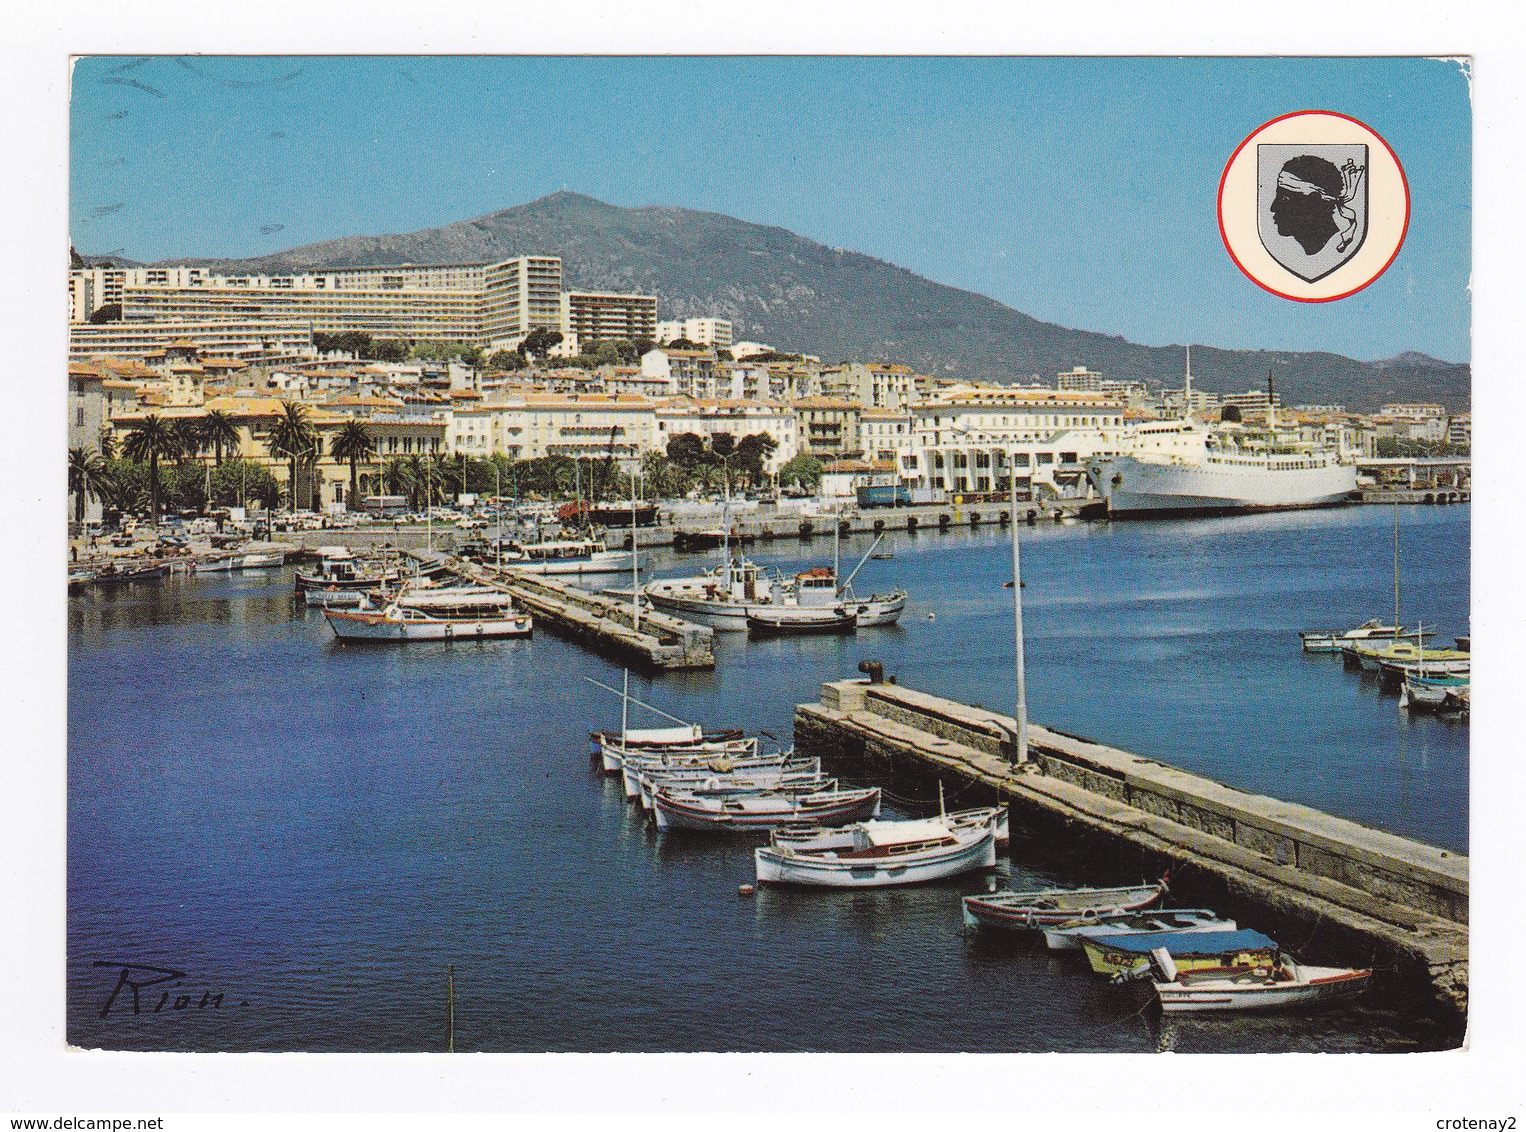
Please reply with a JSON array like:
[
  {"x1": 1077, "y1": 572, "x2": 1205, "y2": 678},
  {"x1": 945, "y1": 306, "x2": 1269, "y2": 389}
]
[{"x1": 67, "y1": 503, "x2": 1469, "y2": 1053}]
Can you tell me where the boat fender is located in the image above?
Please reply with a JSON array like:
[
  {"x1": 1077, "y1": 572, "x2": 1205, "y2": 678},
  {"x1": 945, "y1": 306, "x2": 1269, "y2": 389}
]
[
  {"x1": 1023, "y1": 909, "x2": 1035, "y2": 928},
  {"x1": 1081, "y1": 908, "x2": 1099, "y2": 923}
]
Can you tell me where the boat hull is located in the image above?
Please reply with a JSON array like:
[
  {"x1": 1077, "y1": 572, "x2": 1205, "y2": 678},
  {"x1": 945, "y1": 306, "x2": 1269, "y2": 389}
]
[
  {"x1": 1087, "y1": 455, "x2": 1357, "y2": 517},
  {"x1": 324, "y1": 610, "x2": 532, "y2": 641},
  {"x1": 1154, "y1": 965, "x2": 1371, "y2": 1013},
  {"x1": 652, "y1": 788, "x2": 882, "y2": 833},
  {"x1": 755, "y1": 827, "x2": 996, "y2": 888},
  {"x1": 505, "y1": 551, "x2": 637, "y2": 575},
  {"x1": 961, "y1": 883, "x2": 1166, "y2": 931}
]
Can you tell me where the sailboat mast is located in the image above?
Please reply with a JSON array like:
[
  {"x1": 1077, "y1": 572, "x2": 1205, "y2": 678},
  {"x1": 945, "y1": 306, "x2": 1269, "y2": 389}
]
[
  {"x1": 1393, "y1": 502, "x2": 1401, "y2": 631},
  {"x1": 631, "y1": 463, "x2": 640, "y2": 633},
  {"x1": 1183, "y1": 345, "x2": 1193, "y2": 421}
]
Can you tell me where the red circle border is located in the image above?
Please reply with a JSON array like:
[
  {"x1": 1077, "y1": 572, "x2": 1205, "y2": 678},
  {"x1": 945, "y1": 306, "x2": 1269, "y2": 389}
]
[{"x1": 1216, "y1": 110, "x2": 1411, "y2": 304}]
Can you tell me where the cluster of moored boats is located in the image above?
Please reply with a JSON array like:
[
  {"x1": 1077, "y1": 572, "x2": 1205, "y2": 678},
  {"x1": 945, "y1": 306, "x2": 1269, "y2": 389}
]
[
  {"x1": 1300, "y1": 618, "x2": 1470, "y2": 714},
  {"x1": 961, "y1": 879, "x2": 1371, "y2": 1014},
  {"x1": 301, "y1": 547, "x2": 535, "y2": 641},
  {"x1": 589, "y1": 688, "x2": 1372, "y2": 1016}
]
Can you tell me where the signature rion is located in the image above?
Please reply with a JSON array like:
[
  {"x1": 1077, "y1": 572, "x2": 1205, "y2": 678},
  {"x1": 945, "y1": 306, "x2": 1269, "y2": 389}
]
[{"x1": 92, "y1": 960, "x2": 246, "y2": 1018}]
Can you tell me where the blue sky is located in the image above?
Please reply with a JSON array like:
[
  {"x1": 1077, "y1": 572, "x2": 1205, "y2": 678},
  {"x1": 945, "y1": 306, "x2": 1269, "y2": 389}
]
[{"x1": 69, "y1": 55, "x2": 1471, "y2": 363}]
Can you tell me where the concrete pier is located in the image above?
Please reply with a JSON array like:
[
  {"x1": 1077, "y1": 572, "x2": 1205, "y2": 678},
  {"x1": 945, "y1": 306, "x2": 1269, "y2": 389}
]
[
  {"x1": 461, "y1": 561, "x2": 716, "y2": 671},
  {"x1": 795, "y1": 675, "x2": 1468, "y2": 1033}
]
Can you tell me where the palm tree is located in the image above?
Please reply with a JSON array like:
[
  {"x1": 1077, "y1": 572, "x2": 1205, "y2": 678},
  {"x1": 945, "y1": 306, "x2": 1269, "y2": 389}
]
[
  {"x1": 98, "y1": 428, "x2": 118, "y2": 461},
  {"x1": 267, "y1": 401, "x2": 320, "y2": 513},
  {"x1": 170, "y1": 418, "x2": 204, "y2": 465},
  {"x1": 329, "y1": 420, "x2": 376, "y2": 511},
  {"x1": 382, "y1": 456, "x2": 414, "y2": 505},
  {"x1": 121, "y1": 415, "x2": 181, "y2": 523},
  {"x1": 69, "y1": 447, "x2": 113, "y2": 525},
  {"x1": 201, "y1": 409, "x2": 241, "y2": 465}
]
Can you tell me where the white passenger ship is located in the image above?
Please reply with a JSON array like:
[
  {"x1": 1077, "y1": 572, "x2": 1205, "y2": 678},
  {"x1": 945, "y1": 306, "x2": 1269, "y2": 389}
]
[{"x1": 1085, "y1": 420, "x2": 1357, "y2": 517}]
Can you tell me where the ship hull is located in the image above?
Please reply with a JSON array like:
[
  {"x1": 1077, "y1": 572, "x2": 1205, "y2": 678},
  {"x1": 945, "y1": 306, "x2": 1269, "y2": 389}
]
[{"x1": 1087, "y1": 456, "x2": 1357, "y2": 518}]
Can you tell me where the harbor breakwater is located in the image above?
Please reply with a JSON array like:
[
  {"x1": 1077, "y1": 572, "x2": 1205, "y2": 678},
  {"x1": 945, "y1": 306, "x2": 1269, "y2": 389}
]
[{"x1": 795, "y1": 675, "x2": 1468, "y2": 1033}]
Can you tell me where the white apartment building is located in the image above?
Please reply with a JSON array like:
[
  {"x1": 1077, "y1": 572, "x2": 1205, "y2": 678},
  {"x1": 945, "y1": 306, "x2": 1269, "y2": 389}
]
[
  {"x1": 655, "y1": 317, "x2": 733, "y2": 348},
  {"x1": 859, "y1": 408, "x2": 918, "y2": 465},
  {"x1": 1381, "y1": 403, "x2": 1447, "y2": 422},
  {"x1": 655, "y1": 400, "x2": 798, "y2": 474},
  {"x1": 483, "y1": 393, "x2": 660, "y2": 462},
  {"x1": 69, "y1": 319, "x2": 316, "y2": 362},
  {"x1": 905, "y1": 388, "x2": 1129, "y2": 498},
  {"x1": 70, "y1": 257, "x2": 569, "y2": 349}
]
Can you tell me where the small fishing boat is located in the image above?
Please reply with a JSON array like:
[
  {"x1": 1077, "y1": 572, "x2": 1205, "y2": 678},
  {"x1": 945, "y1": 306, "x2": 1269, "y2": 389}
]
[
  {"x1": 1042, "y1": 908, "x2": 1236, "y2": 951},
  {"x1": 304, "y1": 585, "x2": 374, "y2": 608},
  {"x1": 768, "y1": 806, "x2": 1005, "y2": 852},
  {"x1": 1149, "y1": 948, "x2": 1371, "y2": 1013},
  {"x1": 633, "y1": 759, "x2": 823, "y2": 807},
  {"x1": 651, "y1": 785, "x2": 882, "y2": 833},
  {"x1": 91, "y1": 561, "x2": 170, "y2": 585},
  {"x1": 1399, "y1": 672, "x2": 1470, "y2": 713},
  {"x1": 1343, "y1": 638, "x2": 1469, "y2": 675},
  {"x1": 294, "y1": 546, "x2": 399, "y2": 591},
  {"x1": 619, "y1": 747, "x2": 783, "y2": 796},
  {"x1": 1078, "y1": 927, "x2": 1278, "y2": 980},
  {"x1": 644, "y1": 557, "x2": 781, "y2": 631},
  {"x1": 67, "y1": 568, "x2": 97, "y2": 590},
  {"x1": 500, "y1": 538, "x2": 637, "y2": 576},
  {"x1": 323, "y1": 602, "x2": 532, "y2": 641},
  {"x1": 754, "y1": 814, "x2": 998, "y2": 888},
  {"x1": 394, "y1": 586, "x2": 513, "y2": 612},
  {"x1": 870, "y1": 551, "x2": 895, "y2": 560},
  {"x1": 745, "y1": 605, "x2": 859, "y2": 636},
  {"x1": 1299, "y1": 619, "x2": 1428, "y2": 652},
  {"x1": 639, "y1": 768, "x2": 835, "y2": 809},
  {"x1": 599, "y1": 734, "x2": 760, "y2": 774},
  {"x1": 588, "y1": 723, "x2": 745, "y2": 755},
  {"x1": 961, "y1": 879, "x2": 1167, "y2": 931}
]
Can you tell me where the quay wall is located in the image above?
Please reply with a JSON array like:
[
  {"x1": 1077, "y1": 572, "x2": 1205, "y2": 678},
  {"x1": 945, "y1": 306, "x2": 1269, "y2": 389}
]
[{"x1": 796, "y1": 677, "x2": 1469, "y2": 1032}]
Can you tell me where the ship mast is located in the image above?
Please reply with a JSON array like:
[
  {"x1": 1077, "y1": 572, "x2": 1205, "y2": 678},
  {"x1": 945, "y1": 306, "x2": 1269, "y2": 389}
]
[{"x1": 1183, "y1": 345, "x2": 1193, "y2": 423}]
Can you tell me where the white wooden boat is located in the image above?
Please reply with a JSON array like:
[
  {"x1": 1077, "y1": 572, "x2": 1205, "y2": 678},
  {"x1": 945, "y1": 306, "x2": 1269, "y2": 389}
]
[
  {"x1": 500, "y1": 538, "x2": 636, "y2": 575},
  {"x1": 772, "y1": 806, "x2": 1008, "y2": 852},
  {"x1": 1299, "y1": 619, "x2": 1428, "y2": 652},
  {"x1": 588, "y1": 723, "x2": 744, "y2": 755},
  {"x1": 1343, "y1": 639, "x2": 1469, "y2": 674},
  {"x1": 323, "y1": 603, "x2": 532, "y2": 641},
  {"x1": 635, "y1": 764, "x2": 827, "y2": 808},
  {"x1": 1042, "y1": 908, "x2": 1236, "y2": 951},
  {"x1": 395, "y1": 587, "x2": 513, "y2": 612},
  {"x1": 598, "y1": 734, "x2": 759, "y2": 774},
  {"x1": 1150, "y1": 949, "x2": 1372, "y2": 1013},
  {"x1": 618, "y1": 747, "x2": 784, "y2": 794},
  {"x1": 294, "y1": 546, "x2": 399, "y2": 591},
  {"x1": 304, "y1": 585, "x2": 373, "y2": 608},
  {"x1": 200, "y1": 541, "x2": 292, "y2": 571},
  {"x1": 962, "y1": 880, "x2": 1167, "y2": 931},
  {"x1": 845, "y1": 590, "x2": 908, "y2": 627},
  {"x1": 754, "y1": 815, "x2": 997, "y2": 888},
  {"x1": 652, "y1": 785, "x2": 882, "y2": 833}
]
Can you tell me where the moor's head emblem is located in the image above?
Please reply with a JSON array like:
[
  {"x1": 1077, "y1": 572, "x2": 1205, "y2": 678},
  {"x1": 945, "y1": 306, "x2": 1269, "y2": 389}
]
[{"x1": 1257, "y1": 143, "x2": 1369, "y2": 282}]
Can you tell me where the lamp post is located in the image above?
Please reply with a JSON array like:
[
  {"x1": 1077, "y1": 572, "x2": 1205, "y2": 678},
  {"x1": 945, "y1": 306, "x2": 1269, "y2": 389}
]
[
  {"x1": 494, "y1": 460, "x2": 503, "y2": 571},
  {"x1": 950, "y1": 422, "x2": 1027, "y2": 764}
]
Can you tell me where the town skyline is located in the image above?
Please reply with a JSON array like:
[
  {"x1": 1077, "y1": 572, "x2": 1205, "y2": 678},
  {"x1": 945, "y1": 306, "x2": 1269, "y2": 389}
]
[{"x1": 69, "y1": 56, "x2": 1471, "y2": 364}]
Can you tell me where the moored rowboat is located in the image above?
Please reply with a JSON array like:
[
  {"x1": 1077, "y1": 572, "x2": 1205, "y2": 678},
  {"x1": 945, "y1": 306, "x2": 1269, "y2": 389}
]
[
  {"x1": 754, "y1": 815, "x2": 997, "y2": 888},
  {"x1": 652, "y1": 785, "x2": 882, "y2": 833},
  {"x1": 1150, "y1": 949, "x2": 1371, "y2": 1013},
  {"x1": 323, "y1": 603, "x2": 532, "y2": 641},
  {"x1": 961, "y1": 880, "x2": 1167, "y2": 931}
]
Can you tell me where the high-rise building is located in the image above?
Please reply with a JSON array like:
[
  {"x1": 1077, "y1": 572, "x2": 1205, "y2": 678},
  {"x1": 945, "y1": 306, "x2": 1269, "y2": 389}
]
[{"x1": 562, "y1": 291, "x2": 658, "y2": 345}]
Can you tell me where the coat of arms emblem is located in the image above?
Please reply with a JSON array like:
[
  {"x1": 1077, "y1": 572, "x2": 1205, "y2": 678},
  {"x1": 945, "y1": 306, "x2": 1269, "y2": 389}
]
[{"x1": 1257, "y1": 143, "x2": 1369, "y2": 282}]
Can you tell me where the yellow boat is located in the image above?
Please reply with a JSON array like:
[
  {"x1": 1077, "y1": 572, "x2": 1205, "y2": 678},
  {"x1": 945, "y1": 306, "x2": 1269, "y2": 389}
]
[
  {"x1": 1078, "y1": 928, "x2": 1278, "y2": 979},
  {"x1": 1342, "y1": 639, "x2": 1469, "y2": 673}
]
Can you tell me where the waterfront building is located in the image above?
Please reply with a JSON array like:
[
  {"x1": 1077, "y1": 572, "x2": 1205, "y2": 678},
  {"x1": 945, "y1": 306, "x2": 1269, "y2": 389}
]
[
  {"x1": 1447, "y1": 414, "x2": 1471, "y2": 448},
  {"x1": 792, "y1": 396, "x2": 862, "y2": 460},
  {"x1": 480, "y1": 392, "x2": 659, "y2": 462},
  {"x1": 656, "y1": 317, "x2": 733, "y2": 348},
  {"x1": 906, "y1": 387, "x2": 1128, "y2": 498},
  {"x1": 653, "y1": 399, "x2": 797, "y2": 475},
  {"x1": 562, "y1": 291, "x2": 658, "y2": 346},
  {"x1": 859, "y1": 407, "x2": 918, "y2": 468},
  {"x1": 1056, "y1": 365, "x2": 1106, "y2": 391}
]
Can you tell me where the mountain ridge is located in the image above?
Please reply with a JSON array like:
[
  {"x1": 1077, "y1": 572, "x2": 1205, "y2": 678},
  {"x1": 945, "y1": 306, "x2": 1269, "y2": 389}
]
[{"x1": 79, "y1": 191, "x2": 1469, "y2": 412}]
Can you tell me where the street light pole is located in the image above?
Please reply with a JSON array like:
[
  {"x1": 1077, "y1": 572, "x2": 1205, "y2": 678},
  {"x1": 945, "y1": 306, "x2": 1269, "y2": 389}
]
[{"x1": 951, "y1": 423, "x2": 1027, "y2": 764}]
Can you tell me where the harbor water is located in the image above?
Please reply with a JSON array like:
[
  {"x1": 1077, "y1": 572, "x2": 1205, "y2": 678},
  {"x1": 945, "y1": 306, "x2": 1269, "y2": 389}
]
[{"x1": 67, "y1": 503, "x2": 1469, "y2": 1052}]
